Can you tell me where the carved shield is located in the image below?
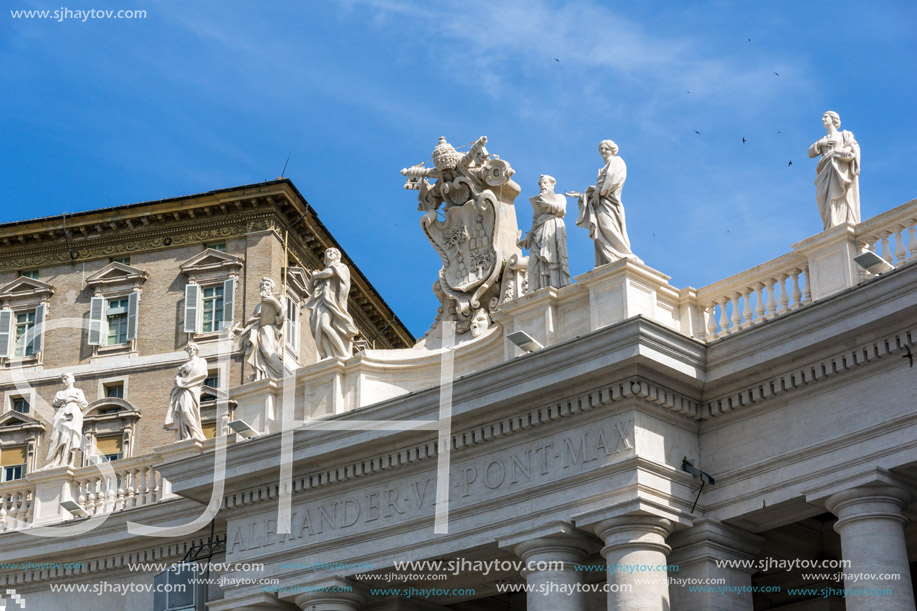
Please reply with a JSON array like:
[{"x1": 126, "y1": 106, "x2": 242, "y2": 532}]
[{"x1": 422, "y1": 196, "x2": 497, "y2": 296}]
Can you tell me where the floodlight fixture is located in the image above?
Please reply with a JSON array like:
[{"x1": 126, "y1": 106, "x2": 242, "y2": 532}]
[
  {"x1": 854, "y1": 251, "x2": 895, "y2": 275},
  {"x1": 227, "y1": 419, "x2": 259, "y2": 439},
  {"x1": 506, "y1": 331, "x2": 544, "y2": 353},
  {"x1": 61, "y1": 499, "x2": 89, "y2": 519},
  {"x1": 682, "y1": 458, "x2": 716, "y2": 485}
]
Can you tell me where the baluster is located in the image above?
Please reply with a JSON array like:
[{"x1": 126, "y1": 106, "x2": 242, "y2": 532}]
[
  {"x1": 153, "y1": 470, "x2": 162, "y2": 502},
  {"x1": 115, "y1": 471, "x2": 126, "y2": 512},
  {"x1": 790, "y1": 270, "x2": 802, "y2": 310},
  {"x1": 717, "y1": 297, "x2": 729, "y2": 338},
  {"x1": 705, "y1": 304, "x2": 717, "y2": 342},
  {"x1": 894, "y1": 225, "x2": 908, "y2": 265},
  {"x1": 106, "y1": 475, "x2": 116, "y2": 513},
  {"x1": 87, "y1": 477, "x2": 98, "y2": 515},
  {"x1": 0, "y1": 494, "x2": 8, "y2": 532},
  {"x1": 753, "y1": 283, "x2": 766, "y2": 325},
  {"x1": 802, "y1": 266, "x2": 812, "y2": 303},
  {"x1": 776, "y1": 274, "x2": 789, "y2": 315},
  {"x1": 880, "y1": 232, "x2": 893, "y2": 263},
  {"x1": 23, "y1": 492, "x2": 32, "y2": 524},
  {"x1": 76, "y1": 478, "x2": 88, "y2": 513},
  {"x1": 764, "y1": 279, "x2": 777, "y2": 320},
  {"x1": 127, "y1": 469, "x2": 139, "y2": 509},
  {"x1": 907, "y1": 221, "x2": 917, "y2": 262},
  {"x1": 741, "y1": 289, "x2": 754, "y2": 329},
  {"x1": 8, "y1": 492, "x2": 19, "y2": 526},
  {"x1": 728, "y1": 293, "x2": 742, "y2": 334}
]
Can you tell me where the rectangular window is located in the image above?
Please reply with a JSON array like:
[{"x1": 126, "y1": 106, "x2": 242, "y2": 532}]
[
  {"x1": 105, "y1": 383, "x2": 124, "y2": 399},
  {"x1": 286, "y1": 297, "x2": 299, "y2": 351},
  {"x1": 205, "y1": 242, "x2": 226, "y2": 252},
  {"x1": 18, "y1": 270, "x2": 38, "y2": 279},
  {"x1": 95, "y1": 435, "x2": 123, "y2": 462},
  {"x1": 202, "y1": 422, "x2": 217, "y2": 439},
  {"x1": 106, "y1": 298, "x2": 129, "y2": 346},
  {"x1": 201, "y1": 286, "x2": 224, "y2": 333},
  {"x1": 11, "y1": 397, "x2": 29, "y2": 414},
  {"x1": 13, "y1": 311, "x2": 35, "y2": 357},
  {"x1": 110, "y1": 256, "x2": 131, "y2": 265},
  {"x1": 0, "y1": 446, "x2": 27, "y2": 482},
  {"x1": 203, "y1": 371, "x2": 219, "y2": 389}
]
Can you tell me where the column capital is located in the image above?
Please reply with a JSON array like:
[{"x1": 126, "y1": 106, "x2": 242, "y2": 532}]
[
  {"x1": 826, "y1": 483, "x2": 912, "y2": 531},
  {"x1": 290, "y1": 577, "x2": 364, "y2": 611},
  {"x1": 498, "y1": 521, "x2": 598, "y2": 563},
  {"x1": 667, "y1": 518, "x2": 763, "y2": 570},
  {"x1": 593, "y1": 515, "x2": 674, "y2": 558}
]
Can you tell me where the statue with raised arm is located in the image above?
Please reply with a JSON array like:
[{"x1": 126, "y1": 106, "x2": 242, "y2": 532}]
[
  {"x1": 808, "y1": 111, "x2": 861, "y2": 229},
  {"x1": 306, "y1": 248, "x2": 359, "y2": 359},
  {"x1": 233, "y1": 277, "x2": 285, "y2": 380},
  {"x1": 518, "y1": 174, "x2": 571, "y2": 291},
  {"x1": 45, "y1": 372, "x2": 86, "y2": 469},
  {"x1": 164, "y1": 342, "x2": 207, "y2": 442},
  {"x1": 566, "y1": 140, "x2": 636, "y2": 266}
]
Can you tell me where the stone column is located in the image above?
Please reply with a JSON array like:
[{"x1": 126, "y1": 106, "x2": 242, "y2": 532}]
[
  {"x1": 593, "y1": 516, "x2": 673, "y2": 611},
  {"x1": 500, "y1": 523, "x2": 596, "y2": 611},
  {"x1": 666, "y1": 519, "x2": 763, "y2": 611},
  {"x1": 826, "y1": 484, "x2": 916, "y2": 611}
]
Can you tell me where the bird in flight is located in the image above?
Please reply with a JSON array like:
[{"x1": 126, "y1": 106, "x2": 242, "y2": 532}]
[
  {"x1": 694, "y1": 130, "x2": 701, "y2": 134},
  {"x1": 747, "y1": 38, "x2": 751, "y2": 42},
  {"x1": 774, "y1": 72, "x2": 780, "y2": 77},
  {"x1": 788, "y1": 161, "x2": 793, "y2": 167},
  {"x1": 777, "y1": 130, "x2": 782, "y2": 134},
  {"x1": 554, "y1": 58, "x2": 560, "y2": 62},
  {"x1": 742, "y1": 137, "x2": 746, "y2": 144}
]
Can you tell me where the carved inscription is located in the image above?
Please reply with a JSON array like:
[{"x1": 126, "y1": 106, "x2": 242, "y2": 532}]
[{"x1": 227, "y1": 418, "x2": 634, "y2": 558}]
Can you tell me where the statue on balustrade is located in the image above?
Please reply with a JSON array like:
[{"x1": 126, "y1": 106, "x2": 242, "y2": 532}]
[
  {"x1": 306, "y1": 248, "x2": 359, "y2": 359},
  {"x1": 401, "y1": 136, "x2": 524, "y2": 342},
  {"x1": 164, "y1": 342, "x2": 207, "y2": 442},
  {"x1": 518, "y1": 174, "x2": 571, "y2": 291},
  {"x1": 808, "y1": 111, "x2": 861, "y2": 230},
  {"x1": 233, "y1": 277, "x2": 285, "y2": 380},
  {"x1": 44, "y1": 372, "x2": 86, "y2": 469},
  {"x1": 566, "y1": 139, "x2": 637, "y2": 266}
]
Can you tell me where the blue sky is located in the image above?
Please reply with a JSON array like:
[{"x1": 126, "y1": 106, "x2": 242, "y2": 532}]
[{"x1": 1, "y1": 1, "x2": 914, "y2": 337}]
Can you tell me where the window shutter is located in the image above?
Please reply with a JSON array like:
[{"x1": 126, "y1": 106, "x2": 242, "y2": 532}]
[
  {"x1": 88, "y1": 297, "x2": 105, "y2": 346},
  {"x1": 0, "y1": 310, "x2": 12, "y2": 358},
  {"x1": 32, "y1": 303, "x2": 46, "y2": 353},
  {"x1": 0, "y1": 446, "x2": 27, "y2": 467},
  {"x1": 184, "y1": 284, "x2": 199, "y2": 333},
  {"x1": 286, "y1": 299, "x2": 298, "y2": 350},
  {"x1": 95, "y1": 435, "x2": 123, "y2": 456},
  {"x1": 222, "y1": 278, "x2": 235, "y2": 327},
  {"x1": 127, "y1": 292, "x2": 139, "y2": 341}
]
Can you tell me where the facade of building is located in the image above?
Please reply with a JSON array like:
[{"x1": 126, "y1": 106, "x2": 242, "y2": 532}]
[{"x1": 0, "y1": 173, "x2": 915, "y2": 611}]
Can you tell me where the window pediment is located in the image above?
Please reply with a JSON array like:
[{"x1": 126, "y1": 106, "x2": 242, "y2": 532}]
[
  {"x1": 180, "y1": 249, "x2": 243, "y2": 284},
  {"x1": 283, "y1": 267, "x2": 312, "y2": 300},
  {"x1": 83, "y1": 397, "x2": 142, "y2": 423},
  {"x1": 86, "y1": 262, "x2": 149, "y2": 295},
  {"x1": 0, "y1": 277, "x2": 54, "y2": 308},
  {"x1": 0, "y1": 410, "x2": 44, "y2": 433}
]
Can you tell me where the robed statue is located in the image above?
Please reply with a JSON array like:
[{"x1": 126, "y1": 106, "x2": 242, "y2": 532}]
[
  {"x1": 164, "y1": 342, "x2": 207, "y2": 442},
  {"x1": 518, "y1": 174, "x2": 571, "y2": 291},
  {"x1": 306, "y1": 247, "x2": 359, "y2": 359},
  {"x1": 45, "y1": 372, "x2": 86, "y2": 469},
  {"x1": 808, "y1": 111, "x2": 861, "y2": 229},
  {"x1": 566, "y1": 139, "x2": 636, "y2": 266},
  {"x1": 234, "y1": 277, "x2": 285, "y2": 380}
]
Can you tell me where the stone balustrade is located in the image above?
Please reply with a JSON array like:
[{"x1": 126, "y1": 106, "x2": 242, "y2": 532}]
[
  {"x1": 854, "y1": 198, "x2": 917, "y2": 273},
  {"x1": 71, "y1": 455, "x2": 163, "y2": 517},
  {"x1": 0, "y1": 481, "x2": 34, "y2": 532},
  {"x1": 694, "y1": 252, "x2": 811, "y2": 341}
]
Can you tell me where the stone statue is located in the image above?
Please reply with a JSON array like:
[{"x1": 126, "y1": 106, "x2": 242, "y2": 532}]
[
  {"x1": 401, "y1": 136, "x2": 524, "y2": 342},
  {"x1": 164, "y1": 342, "x2": 207, "y2": 442},
  {"x1": 234, "y1": 277, "x2": 285, "y2": 380},
  {"x1": 45, "y1": 372, "x2": 86, "y2": 469},
  {"x1": 808, "y1": 111, "x2": 861, "y2": 229},
  {"x1": 469, "y1": 309, "x2": 492, "y2": 338},
  {"x1": 518, "y1": 174, "x2": 571, "y2": 291},
  {"x1": 566, "y1": 140, "x2": 636, "y2": 265},
  {"x1": 306, "y1": 248, "x2": 359, "y2": 359}
]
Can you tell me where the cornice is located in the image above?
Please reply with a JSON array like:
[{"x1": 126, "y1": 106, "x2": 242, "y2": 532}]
[{"x1": 217, "y1": 374, "x2": 698, "y2": 513}]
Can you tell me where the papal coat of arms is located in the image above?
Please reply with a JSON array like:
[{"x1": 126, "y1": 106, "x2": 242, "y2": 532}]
[{"x1": 401, "y1": 136, "x2": 525, "y2": 341}]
